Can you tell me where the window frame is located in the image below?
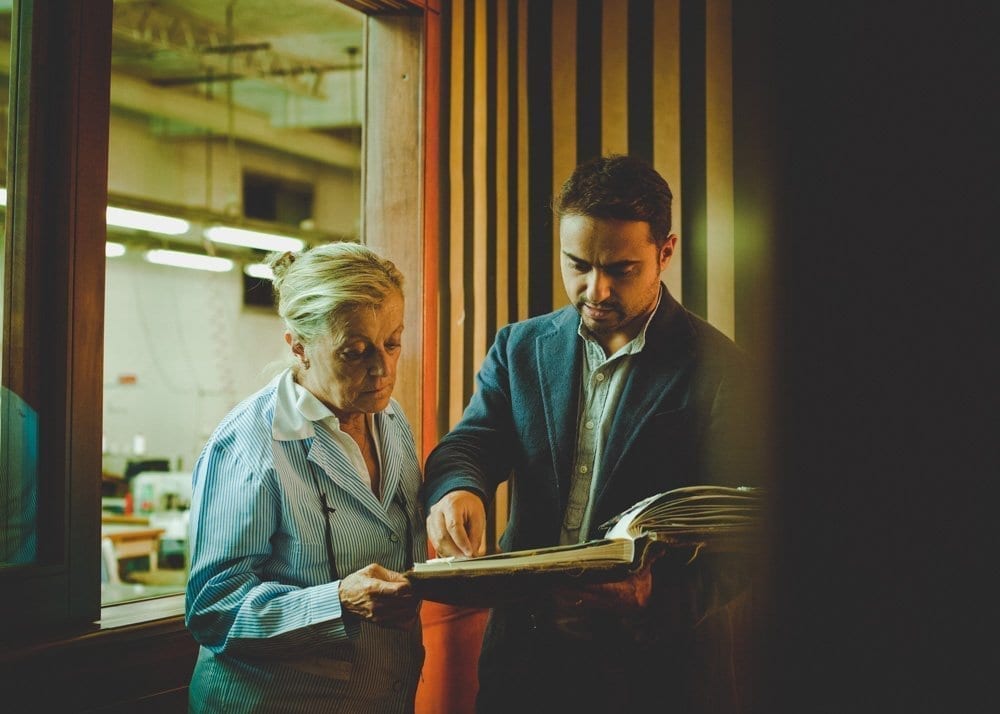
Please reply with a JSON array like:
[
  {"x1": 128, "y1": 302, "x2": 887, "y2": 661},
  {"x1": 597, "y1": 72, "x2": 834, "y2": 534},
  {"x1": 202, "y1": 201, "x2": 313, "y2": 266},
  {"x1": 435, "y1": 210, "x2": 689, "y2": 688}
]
[
  {"x1": 1, "y1": 0, "x2": 437, "y2": 646},
  {"x1": 0, "y1": 0, "x2": 112, "y2": 634}
]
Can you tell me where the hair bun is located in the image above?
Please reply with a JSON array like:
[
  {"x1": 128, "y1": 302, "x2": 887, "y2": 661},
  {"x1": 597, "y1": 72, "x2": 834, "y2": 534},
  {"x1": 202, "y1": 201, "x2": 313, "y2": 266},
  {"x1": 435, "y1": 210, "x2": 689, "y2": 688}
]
[{"x1": 267, "y1": 250, "x2": 298, "y2": 284}]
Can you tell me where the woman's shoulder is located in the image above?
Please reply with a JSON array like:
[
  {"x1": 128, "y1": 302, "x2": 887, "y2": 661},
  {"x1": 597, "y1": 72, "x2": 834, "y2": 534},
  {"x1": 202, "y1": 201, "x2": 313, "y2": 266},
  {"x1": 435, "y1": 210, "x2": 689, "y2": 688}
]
[{"x1": 204, "y1": 381, "x2": 279, "y2": 455}]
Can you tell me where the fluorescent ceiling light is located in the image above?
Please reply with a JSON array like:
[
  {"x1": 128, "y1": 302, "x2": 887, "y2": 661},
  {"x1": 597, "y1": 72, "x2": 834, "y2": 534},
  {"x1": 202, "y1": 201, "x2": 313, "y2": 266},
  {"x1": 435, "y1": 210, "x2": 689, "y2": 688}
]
[
  {"x1": 244, "y1": 263, "x2": 275, "y2": 280},
  {"x1": 106, "y1": 242, "x2": 126, "y2": 257},
  {"x1": 205, "y1": 225, "x2": 304, "y2": 253},
  {"x1": 107, "y1": 206, "x2": 189, "y2": 235},
  {"x1": 145, "y1": 249, "x2": 233, "y2": 273}
]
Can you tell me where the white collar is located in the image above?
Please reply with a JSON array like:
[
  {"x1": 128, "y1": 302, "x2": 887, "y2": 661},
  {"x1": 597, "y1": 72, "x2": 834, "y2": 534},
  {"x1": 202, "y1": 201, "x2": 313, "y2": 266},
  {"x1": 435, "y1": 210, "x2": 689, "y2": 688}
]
[{"x1": 271, "y1": 368, "x2": 395, "y2": 442}]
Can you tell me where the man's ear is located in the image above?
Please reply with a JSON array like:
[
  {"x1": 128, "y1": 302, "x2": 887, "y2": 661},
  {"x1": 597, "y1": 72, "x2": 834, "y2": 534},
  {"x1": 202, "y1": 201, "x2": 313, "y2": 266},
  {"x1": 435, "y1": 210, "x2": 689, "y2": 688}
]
[{"x1": 660, "y1": 234, "x2": 678, "y2": 266}]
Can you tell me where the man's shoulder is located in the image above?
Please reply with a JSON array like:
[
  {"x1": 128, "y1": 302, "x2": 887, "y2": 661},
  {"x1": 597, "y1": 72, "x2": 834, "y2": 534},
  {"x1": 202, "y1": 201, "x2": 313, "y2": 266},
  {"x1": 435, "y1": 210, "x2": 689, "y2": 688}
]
[
  {"x1": 500, "y1": 305, "x2": 577, "y2": 341},
  {"x1": 650, "y1": 296, "x2": 747, "y2": 367}
]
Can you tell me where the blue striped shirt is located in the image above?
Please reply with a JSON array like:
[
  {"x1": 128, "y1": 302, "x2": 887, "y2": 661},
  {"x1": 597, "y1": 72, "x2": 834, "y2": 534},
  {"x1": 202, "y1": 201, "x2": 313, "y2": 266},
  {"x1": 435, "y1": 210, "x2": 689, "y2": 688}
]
[{"x1": 185, "y1": 369, "x2": 427, "y2": 713}]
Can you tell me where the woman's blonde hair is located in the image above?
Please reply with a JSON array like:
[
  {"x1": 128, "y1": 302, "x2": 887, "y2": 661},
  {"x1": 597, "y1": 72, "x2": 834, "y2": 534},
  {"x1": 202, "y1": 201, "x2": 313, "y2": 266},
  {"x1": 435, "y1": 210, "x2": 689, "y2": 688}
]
[{"x1": 267, "y1": 242, "x2": 404, "y2": 345}]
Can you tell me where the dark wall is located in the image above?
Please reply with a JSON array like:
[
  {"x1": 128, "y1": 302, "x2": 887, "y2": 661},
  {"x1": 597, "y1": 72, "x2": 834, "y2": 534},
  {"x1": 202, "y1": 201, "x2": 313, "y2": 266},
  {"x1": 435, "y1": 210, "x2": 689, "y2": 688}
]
[
  {"x1": 758, "y1": 3, "x2": 991, "y2": 712},
  {"x1": 3, "y1": 620, "x2": 197, "y2": 713}
]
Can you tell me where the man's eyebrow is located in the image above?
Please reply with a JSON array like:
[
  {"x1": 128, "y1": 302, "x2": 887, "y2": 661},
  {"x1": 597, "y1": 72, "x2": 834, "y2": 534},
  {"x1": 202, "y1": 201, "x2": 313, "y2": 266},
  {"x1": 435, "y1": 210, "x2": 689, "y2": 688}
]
[{"x1": 562, "y1": 250, "x2": 639, "y2": 269}]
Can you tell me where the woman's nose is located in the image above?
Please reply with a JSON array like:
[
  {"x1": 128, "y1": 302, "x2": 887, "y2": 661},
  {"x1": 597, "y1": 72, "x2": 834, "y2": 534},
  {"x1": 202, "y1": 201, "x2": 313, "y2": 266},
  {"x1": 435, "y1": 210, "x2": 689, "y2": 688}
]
[{"x1": 368, "y1": 351, "x2": 387, "y2": 376}]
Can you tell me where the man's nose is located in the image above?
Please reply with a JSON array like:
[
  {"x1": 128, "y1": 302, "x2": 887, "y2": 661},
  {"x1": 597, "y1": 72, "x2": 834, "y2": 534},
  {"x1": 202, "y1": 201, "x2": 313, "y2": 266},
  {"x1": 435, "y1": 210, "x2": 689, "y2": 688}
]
[{"x1": 584, "y1": 271, "x2": 611, "y2": 303}]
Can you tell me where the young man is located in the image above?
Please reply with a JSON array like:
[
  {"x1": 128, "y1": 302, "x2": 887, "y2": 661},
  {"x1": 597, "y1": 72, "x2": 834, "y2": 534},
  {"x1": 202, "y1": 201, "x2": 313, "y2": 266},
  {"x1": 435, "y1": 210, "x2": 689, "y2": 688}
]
[{"x1": 422, "y1": 155, "x2": 761, "y2": 713}]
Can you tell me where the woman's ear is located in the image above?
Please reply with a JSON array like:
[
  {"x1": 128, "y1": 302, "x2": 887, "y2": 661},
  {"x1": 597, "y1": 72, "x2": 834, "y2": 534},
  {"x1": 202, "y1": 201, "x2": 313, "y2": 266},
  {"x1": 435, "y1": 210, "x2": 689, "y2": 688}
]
[{"x1": 285, "y1": 332, "x2": 309, "y2": 368}]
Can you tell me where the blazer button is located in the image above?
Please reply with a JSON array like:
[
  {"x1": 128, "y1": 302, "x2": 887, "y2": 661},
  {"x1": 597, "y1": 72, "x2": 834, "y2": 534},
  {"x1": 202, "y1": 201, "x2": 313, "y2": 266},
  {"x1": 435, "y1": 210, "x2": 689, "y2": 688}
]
[{"x1": 389, "y1": 533, "x2": 399, "y2": 543}]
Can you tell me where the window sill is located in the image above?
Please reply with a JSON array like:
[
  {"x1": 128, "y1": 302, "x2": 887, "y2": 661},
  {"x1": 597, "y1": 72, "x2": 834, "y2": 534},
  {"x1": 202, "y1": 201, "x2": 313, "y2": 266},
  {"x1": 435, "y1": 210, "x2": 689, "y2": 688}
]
[
  {"x1": 98, "y1": 592, "x2": 186, "y2": 630},
  {"x1": 0, "y1": 594, "x2": 188, "y2": 663}
]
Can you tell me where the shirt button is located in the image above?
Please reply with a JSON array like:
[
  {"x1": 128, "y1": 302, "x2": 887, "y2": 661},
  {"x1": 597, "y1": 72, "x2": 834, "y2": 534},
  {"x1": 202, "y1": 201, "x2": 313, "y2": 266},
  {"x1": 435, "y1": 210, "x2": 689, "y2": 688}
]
[
  {"x1": 578, "y1": 465, "x2": 589, "y2": 474},
  {"x1": 389, "y1": 533, "x2": 399, "y2": 543},
  {"x1": 595, "y1": 372, "x2": 606, "y2": 382},
  {"x1": 585, "y1": 420, "x2": 595, "y2": 429}
]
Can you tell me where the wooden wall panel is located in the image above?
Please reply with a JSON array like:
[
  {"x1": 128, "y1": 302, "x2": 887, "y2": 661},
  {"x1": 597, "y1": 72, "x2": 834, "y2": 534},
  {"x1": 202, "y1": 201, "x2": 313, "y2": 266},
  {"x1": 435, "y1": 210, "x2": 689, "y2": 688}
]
[
  {"x1": 653, "y1": 0, "x2": 683, "y2": 298},
  {"x1": 421, "y1": 2, "x2": 763, "y2": 712},
  {"x1": 550, "y1": 0, "x2": 576, "y2": 310},
  {"x1": 431, "y1": 0, "x2": 745, "y2": 469},
  {"x1": 363, "y1": 14, "x2": 425, "y2": 450},
  {"x1": 706, "y1": 0, "x2": 736, "y2": 337},
  {"x1": 600, "y1": 0, "x2": 629, "y2": 155}
]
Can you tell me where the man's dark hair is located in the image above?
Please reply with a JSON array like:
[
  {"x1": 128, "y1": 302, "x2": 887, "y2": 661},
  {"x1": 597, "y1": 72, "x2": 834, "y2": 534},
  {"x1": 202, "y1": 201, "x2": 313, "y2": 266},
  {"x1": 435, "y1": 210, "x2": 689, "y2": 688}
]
[{"x1": 553, "y1": 154, "x2": 673, "y2": 247}]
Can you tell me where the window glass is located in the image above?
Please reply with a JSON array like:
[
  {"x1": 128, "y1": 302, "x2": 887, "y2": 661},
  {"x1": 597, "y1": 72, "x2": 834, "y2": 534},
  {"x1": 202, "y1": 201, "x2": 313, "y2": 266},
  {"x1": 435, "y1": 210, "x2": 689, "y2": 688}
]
[
  {"x1": 1, "y1": 1, "x2": 40, "y2": 570},
  {"x1": 100, "y1": 0, "x2": 364, "y2": 605}
]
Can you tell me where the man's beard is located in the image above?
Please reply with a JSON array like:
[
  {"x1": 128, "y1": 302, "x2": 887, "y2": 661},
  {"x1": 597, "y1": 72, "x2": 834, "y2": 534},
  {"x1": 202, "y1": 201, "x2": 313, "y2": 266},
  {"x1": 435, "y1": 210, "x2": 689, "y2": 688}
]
[{"x1": 576, "y1": 300, "x2": 624, "y2": 334}]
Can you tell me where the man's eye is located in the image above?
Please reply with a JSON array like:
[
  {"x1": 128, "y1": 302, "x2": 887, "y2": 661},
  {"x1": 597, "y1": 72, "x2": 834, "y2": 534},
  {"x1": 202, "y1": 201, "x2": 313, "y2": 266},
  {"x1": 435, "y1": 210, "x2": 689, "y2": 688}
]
[
  {"x1": 386, "y1": 342, "x2": 401, "y2": 352},
  {"x1": 572, "y1": 262, "x2": 589, "y2": 273}
]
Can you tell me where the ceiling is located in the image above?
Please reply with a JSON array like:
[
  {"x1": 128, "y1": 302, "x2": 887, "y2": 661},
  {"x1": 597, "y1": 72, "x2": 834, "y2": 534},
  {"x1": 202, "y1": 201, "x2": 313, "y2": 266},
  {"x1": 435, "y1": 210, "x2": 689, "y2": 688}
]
[{"x1": 109, "y1": 0, "x2": 367, "y2": 164}]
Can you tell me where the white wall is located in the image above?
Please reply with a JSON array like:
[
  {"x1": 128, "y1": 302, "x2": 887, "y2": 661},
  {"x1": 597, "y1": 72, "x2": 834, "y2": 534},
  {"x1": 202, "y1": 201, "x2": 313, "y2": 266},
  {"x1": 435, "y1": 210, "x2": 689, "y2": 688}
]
[
  {"x1": 107, "y1": 111, "x2": 362, "y2": 236},
  {"x1": 103, "y1": 249, "x2": 289, "y2": 471},
  {"x1": 102, "y1": 109, "x2": 362, "y2": 473}
]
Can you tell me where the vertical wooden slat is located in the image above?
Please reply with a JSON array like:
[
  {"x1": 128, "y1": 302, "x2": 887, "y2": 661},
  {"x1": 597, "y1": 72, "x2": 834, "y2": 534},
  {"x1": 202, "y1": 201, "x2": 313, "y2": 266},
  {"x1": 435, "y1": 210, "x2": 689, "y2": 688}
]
[
  {"x1": 680, "y1": 0, "x2": 707, "y2": 316},
  {"x1": 516, "y1": 0, "x2": 529, "y2": 321},
  {"x1": 460, "y1": 0, "x2": 476, "y2": 404},
  {"x1": 495, "y1": 0, "x2": 509, "y2": 333},
  {"x1": 705, "y1": 0, "x2": 735, "y2": 337},
  {"x1": 550, "y1": 0, "x2": 576, "y2": 310},
  {"x1": 576, "y1": 0, "x2": 602, "y2": 162},
  {"x1": 601, "y1": 0, "x2": 628, "y2": 155},
  {"x1": 473, "y1": 0, "x2": 488, "y2": 370},
  {"x1": 435, "y1": 0, "x2": 453, "y2": 442},
  {"x1": 654, "y1": 0, "x2": 683, "y2": 298},
  {"x1": 626, "y1": 0, "x2": 654, "y2": 162},
  {"x1": 525, "y1": 0, "x2": 552, "y2": 318},
  {"x1": 447, "y1": 0, "x2": 466, "y2": 425},
  {"x1": 421, "y1": 3, "x2": 442, "y2": 458},
  {"x1": 363, "y1": 15, "x2": 425, "y2": 448},
  {"x1": 485, "y1": 0, "x2": 499, "y2": 346}
]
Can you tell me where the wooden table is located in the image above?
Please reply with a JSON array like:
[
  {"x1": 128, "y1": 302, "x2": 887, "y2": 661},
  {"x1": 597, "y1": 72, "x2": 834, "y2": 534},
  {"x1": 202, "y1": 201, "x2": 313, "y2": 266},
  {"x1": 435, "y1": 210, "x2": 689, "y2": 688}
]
[{"x1": 101, "y1": 524, "x2": 166, "y2": 571}]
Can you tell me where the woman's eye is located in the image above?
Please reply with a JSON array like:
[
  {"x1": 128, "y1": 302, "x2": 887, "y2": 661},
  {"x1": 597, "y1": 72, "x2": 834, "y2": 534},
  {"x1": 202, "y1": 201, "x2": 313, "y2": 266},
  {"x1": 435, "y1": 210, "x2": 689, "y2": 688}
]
[
  {"x1": 340, "y1": 349, "x2": 365, "y2": 361},
  {"x1": 572, "y1": 262, "x2": 589, "y2": 273}
]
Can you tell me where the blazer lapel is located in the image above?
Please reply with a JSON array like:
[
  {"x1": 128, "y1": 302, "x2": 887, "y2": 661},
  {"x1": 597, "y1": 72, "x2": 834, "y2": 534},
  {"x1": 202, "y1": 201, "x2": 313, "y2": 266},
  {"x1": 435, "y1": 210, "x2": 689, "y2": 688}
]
[
  {"x1": 536, "y1": 309, "x2": 584, "y2": 507},
  {"x1": 376, "y1": 412, "x2": 402, "y2": 508},
  {"x1": 594, "y1": 290, "x2": 696, "y2": 507},
  {"x1": 306, "y1": 425, "x2": 393, "y2": 530}
]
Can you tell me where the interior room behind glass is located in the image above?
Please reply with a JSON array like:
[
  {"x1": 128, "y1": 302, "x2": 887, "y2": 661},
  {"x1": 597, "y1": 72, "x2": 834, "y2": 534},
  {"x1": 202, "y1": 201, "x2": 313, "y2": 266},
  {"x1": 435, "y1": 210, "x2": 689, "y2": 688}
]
[{"x1": 97, "y1": 0, "x2": 366, "y2": 605}]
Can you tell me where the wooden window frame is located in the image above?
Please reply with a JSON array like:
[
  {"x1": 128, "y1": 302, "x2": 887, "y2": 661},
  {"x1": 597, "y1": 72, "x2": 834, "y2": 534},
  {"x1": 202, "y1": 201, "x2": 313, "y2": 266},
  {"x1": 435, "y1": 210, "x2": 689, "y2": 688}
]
[
  {"x1": 1, "y1": 0, "x2": 112, "y2": 634},
  {"x1": 1, "y1": 7, "x2": 440, "y2": 706}
]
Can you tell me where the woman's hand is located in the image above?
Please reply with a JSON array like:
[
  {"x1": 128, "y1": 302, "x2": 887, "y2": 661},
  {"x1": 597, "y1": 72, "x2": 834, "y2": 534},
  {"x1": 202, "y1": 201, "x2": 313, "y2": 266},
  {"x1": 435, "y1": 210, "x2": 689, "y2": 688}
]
[{"x1": 338, "y1": 563, "x2": 419, "y2": 629}]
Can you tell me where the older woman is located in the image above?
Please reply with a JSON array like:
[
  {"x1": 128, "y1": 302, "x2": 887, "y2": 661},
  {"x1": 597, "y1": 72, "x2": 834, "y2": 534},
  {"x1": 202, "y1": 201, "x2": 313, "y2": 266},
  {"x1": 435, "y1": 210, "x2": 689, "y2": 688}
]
[{"x1": 185, "y1": 243, "x2": 426, "y2": 713}]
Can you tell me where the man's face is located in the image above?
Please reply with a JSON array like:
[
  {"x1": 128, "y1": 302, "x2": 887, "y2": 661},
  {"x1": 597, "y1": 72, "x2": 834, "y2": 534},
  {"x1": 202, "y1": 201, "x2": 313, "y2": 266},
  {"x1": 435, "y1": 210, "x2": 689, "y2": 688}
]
[{"x1": 559, "y1": 214, "x2": 674, "y2": 351}]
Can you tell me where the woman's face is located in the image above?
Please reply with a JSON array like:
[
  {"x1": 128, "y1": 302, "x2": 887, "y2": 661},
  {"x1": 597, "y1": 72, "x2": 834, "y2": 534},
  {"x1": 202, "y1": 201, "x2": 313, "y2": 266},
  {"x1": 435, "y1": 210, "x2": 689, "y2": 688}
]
[{"x1": 289, "y1": 291, "x2": 404, "y2": 418}]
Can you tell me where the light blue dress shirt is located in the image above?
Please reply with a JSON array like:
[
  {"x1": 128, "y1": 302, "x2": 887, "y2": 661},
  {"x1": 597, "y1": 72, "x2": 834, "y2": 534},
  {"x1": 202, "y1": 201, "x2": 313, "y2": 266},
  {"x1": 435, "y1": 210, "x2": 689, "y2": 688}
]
[
  {"x1": 560, "y1": 293, "x2": 661, "y2": 544},
  {"x1": 186, "y1": 369, "x2": 426, "y2": 713}
]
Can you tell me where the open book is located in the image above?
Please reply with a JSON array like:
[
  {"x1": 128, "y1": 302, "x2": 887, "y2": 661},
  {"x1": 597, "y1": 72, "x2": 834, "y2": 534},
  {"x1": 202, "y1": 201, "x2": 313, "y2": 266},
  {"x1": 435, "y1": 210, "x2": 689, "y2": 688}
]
[{"x1": 407, "y1": 484, "x2": 762, "y2": 606}]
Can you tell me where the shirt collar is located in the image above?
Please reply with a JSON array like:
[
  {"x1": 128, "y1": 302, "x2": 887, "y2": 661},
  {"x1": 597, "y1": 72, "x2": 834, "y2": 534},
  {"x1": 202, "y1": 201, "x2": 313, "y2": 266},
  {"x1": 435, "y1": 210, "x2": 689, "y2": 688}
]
[
  {"x1": 577, "y1": 284, "x2": 663, "y2": 358},
  {"x1": 271, "y1": 368, "x2": 395, "y2": 441}
]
